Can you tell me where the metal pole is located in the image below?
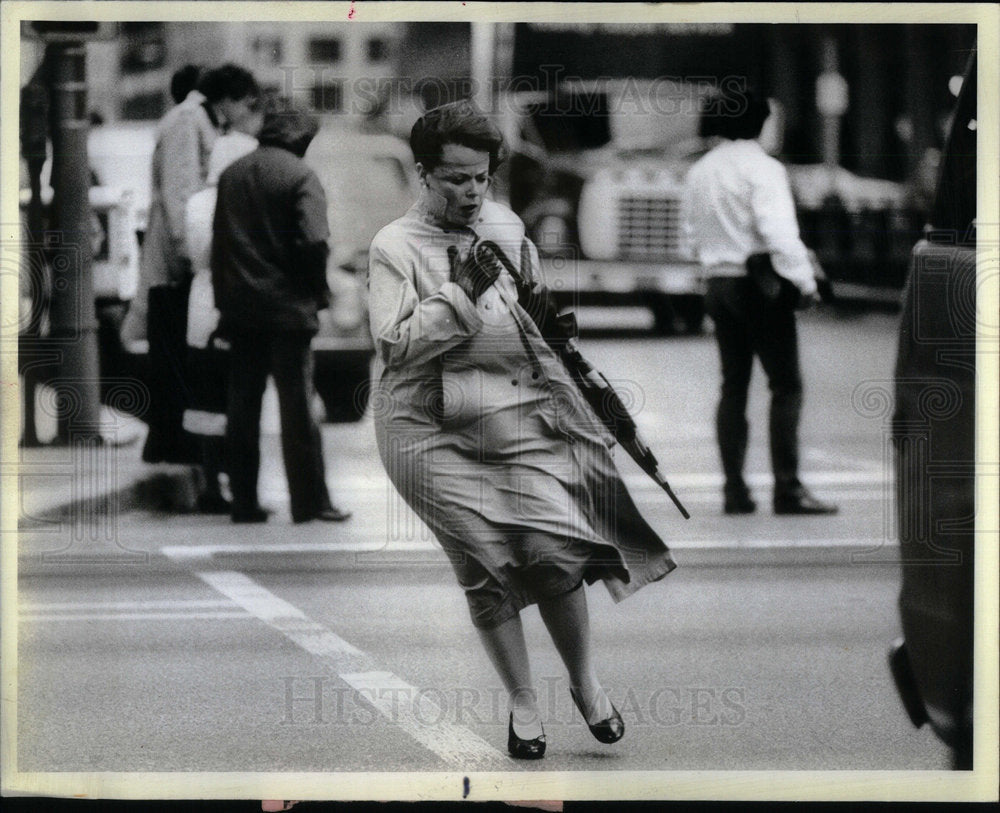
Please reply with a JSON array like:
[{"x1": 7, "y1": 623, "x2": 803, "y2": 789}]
[
  {"x1": 47, "y1": 41, "x2": 102, "y2": 442},
  {"x1": 470, "y1": 22, "x2": 494, "y2": 113},
  {"x1": 19, "y1": 77, "x2": 50, "y2": 447},
  {"x1": 819, "y1": 37, "x2": 843, "y2": 195}
]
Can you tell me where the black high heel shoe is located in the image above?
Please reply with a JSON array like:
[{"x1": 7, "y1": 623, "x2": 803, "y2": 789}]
[
  {"x1": 507, "y1": 712, "x2": 546, "y2": 760},
  {"x1": 570, "y1": 687, "x2": 625, "y2": 744}
]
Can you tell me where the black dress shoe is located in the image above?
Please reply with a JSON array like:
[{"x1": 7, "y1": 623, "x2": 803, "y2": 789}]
[
  {"x1": 232, "y1": 507, "x2": 271, "y2": 524},
  {"x1": 570, "y1": 687, "x2": 625, "y2": 744},
  {"x1": 507, "y1": 712, "x2": 546, "y2": 760},
  {"x1": 293, "y1": 506, "x2": 352, "y2": 524},
  {"x1": 773, "y1": 492, "x2": 839, "y2": 515}
]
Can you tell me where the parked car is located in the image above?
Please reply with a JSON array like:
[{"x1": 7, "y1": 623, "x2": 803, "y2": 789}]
[
  {"x1": 888, "y1": 49, "x2": 976, "y2": 770},
  {"x1": 20, "y1": 119, "x2": 416, "y2": 425},
  {"x1": 303, "y1": 124, "x2": 418, "y2": 419}
]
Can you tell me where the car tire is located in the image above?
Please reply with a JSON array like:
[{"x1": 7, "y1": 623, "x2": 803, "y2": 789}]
[
  {"x1": 649, "y1": 295, "x2": 677, "y2": 336},
  {"x1": 675, "y1": 294, "x2": 705, "y2": 335}
]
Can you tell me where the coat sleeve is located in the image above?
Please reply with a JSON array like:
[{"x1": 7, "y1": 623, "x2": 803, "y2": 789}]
[
  {"x1": 750, "y1": 161, "x2": 817, "y2": 296},
  {"x1": 159, "y1": 109, "x2": 206, "y2": 262},
  {"x1": 293, "y1": 170, "x2": 332, "y2": 306},
  {"x1": 368, "y1": 234, "x2": 483, "y2": 370}
]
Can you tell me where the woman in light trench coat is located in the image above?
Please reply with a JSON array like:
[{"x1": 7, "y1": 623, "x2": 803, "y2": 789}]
[{"x1": 368, "y1": 101, "x2": 676, "y2": 759}]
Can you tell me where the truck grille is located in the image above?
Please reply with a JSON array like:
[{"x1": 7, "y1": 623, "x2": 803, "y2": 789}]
[{"x1": 618, "y1": 195, "x2": 683, "y2": 259}]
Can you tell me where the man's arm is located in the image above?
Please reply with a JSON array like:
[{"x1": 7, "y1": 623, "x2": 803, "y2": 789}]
[
  {"x1": 751, "y1": 162, "x2": 817, "y2": 298},
  {"x1": 293, "y1": 171, "x2": 332, "y2": 307}
]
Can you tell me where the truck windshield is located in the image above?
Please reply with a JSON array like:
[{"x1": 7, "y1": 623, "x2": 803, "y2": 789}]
[{"x1": 528, "y1": 92, "x2": 612, "y2": 152}]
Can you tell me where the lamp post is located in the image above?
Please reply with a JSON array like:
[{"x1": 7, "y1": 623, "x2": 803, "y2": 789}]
[
  {"x1": 22, "y1": 21, "x2": 118, "y2": 442},
  {"x1": 47, "y1": 37, "x2": 101, "y2": 441}
]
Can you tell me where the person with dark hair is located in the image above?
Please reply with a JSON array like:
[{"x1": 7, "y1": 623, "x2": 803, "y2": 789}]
[
  {"x1": 212, "y1": 97, "x2": 349, "y2": 525},
  {"x1": 368, "y1": 100, "x2": 675, "y2": 759},
  {"x1": 681, "y1": 85, "x2": 838, "y2": 516},
  {"x1": 170, "y1": 64, "x2": 202, "y2": 105},
  {"x1": 121, "y1": 62, "x2": 259, "y2": 507}
]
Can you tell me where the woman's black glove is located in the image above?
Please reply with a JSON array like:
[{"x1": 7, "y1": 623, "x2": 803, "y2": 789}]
[{"x1": 448, "y1": 244, "x2": 501, "y2": 302}]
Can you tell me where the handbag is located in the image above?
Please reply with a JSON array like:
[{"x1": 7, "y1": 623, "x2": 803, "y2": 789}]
[{"x1": 745, "y1": 252, "x2": 803, "y2": 310}]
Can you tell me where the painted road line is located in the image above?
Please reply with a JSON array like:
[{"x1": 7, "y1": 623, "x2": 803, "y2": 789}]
[
  {"x1": 802, "y1": 447, "x2": 885, "y2": 474},
  {"x1": 161, "y1": 535, "x2": 899, "y2": 561},
  {"x1": 338, "y1": 670, "x2": 508, "y2": 770},
  {"x1": 196, "y1": 570, "x2": 367, "y2": 661},
  {"x1": 189, "y1": 570, "x2": 508, "y2": 769},
  {"x1": 20, "y1": 599, "x2": 234, "y2": 611},
  {"x1": 19, "y1": 611, "x2": 252, "y2": 622}
]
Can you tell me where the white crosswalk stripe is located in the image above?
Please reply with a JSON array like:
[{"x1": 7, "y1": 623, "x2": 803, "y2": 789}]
[{"x1": 190, "y1": 569, "x2": 509, "y2": 770}]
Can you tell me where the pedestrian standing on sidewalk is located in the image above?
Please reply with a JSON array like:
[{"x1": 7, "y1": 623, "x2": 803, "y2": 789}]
[
  {"x1": 121, "y1": 63, "x2": 259, "y2": 487},
  {"x1": 681, "y1": 85, "x2": 838, "y2": 516},
  {"x1": 368, "y1": 101, "x2": 676, "y2": 759},
  {"x1": 211, "y1": 96, "x2": 350, "y2": 525},
  {"x1": 182, "y1": 130, "x2": 261, "y2": 512}
]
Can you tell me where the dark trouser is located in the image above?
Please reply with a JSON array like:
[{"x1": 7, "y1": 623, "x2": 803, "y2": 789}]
[
  {"x1": 226, "y1": 329, "x2": 332, "y2": 521},
  {"x1": 143, "y1": 282, "x2": 201, "y2": 464},
  {"x1": 704, "y1": 276, "x2": 803, "y2": 499}
]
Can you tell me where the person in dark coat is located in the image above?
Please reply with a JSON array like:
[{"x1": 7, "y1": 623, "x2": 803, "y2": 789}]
[{"x1": 211, "y1": 96, "x2": 350, "y2": 525}]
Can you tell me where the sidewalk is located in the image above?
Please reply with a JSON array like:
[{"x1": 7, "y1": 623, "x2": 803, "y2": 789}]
[{"x1": 16, "y1": 382, "x2": 291, "y2": 522}]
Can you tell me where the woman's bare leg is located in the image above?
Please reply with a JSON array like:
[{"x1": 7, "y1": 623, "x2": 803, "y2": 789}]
[
  {"x1": 476, "y1": 613, "x2": 543, "y2": 738},
  {"x1": 537, "y1": 584, "x2": 614, "y2": 723}
]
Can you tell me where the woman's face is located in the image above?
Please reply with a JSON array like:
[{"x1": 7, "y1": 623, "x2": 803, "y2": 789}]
[{"x1": 418, "y1": 142, "x2": 492, "y2": 228}]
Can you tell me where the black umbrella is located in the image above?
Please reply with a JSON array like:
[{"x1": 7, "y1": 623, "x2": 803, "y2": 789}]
[{"x1": 474, "y1": 239, "x2": 690, "y2": 519}]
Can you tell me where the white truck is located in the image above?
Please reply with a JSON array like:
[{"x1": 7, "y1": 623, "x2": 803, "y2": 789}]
[{"x1": 497, "y1": 80, "x2": 708, "y2": 334}]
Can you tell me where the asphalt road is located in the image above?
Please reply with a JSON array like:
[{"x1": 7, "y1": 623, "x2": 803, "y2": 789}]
[{"x1": 14, "y1": 307, "x2": 955, "y2": 776}]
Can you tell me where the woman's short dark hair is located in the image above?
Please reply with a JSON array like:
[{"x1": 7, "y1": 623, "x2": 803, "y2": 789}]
[
  {"x1": 197, "y1": 63, "x2": 259, "y2": 104},
  {"x1": 699, "y1": 84, "x2": 770, "y2": 140},
  {"x1": 410, "y1": 100, "x2": 507, "y2": 174}
]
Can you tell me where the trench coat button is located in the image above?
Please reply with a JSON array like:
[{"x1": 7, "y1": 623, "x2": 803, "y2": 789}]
[{"x1": 511, "y1": 379, "x2": 518, "y2": 386}]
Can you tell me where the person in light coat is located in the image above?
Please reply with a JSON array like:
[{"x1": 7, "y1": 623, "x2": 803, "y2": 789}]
[
  {"x1": 368, "y1": 101, "x2": 676, "y2": 759},
  {"x1": 122, "y1": 64, "x2": 259, "y2": 469}
]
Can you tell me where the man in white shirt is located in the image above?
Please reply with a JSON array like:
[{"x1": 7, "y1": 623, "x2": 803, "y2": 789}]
[{"x1": 681, "y1": 86, "x2": 837, "y2": 516}]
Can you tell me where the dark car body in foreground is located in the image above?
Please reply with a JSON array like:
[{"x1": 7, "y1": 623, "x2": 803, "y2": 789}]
[{"x1": 889, "y1": 50, "x2": 976, "y2": 770}]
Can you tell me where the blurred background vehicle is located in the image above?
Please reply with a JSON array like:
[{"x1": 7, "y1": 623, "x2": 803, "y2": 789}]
[
  {"x1": 494, "y1": 80, "x2": 707, "y2": 336},
  {"x1": 888, "y1": 48, "x2": 976, "y2": 770}
]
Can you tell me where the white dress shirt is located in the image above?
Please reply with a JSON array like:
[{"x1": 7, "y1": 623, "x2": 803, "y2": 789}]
[{"x1": 681, "y1": 138, "x2": 817, "y2": 296}]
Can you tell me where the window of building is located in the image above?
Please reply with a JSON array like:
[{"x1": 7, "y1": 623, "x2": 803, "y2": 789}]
[
  {"x1": 366, "y1": 38, "x2": 389, "y2": 62},
  {"x1": 308, "y1": 38, "x2": 341, "y2": 63},
  {"x1": 119, "y1": 22, "x2": 166, "y2": 74},
  {"x1": 121, "y1": 91, "x2": 167, "y2": 120},
  {"x1": 311, "y1": 81, "x2": 343, "y2": 113},
  {"x1": 251, "y1": 35, "x2": 284, "y2": 65}
]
